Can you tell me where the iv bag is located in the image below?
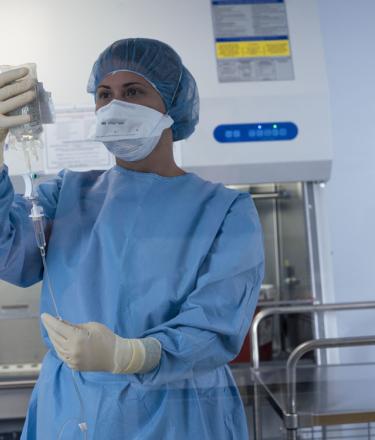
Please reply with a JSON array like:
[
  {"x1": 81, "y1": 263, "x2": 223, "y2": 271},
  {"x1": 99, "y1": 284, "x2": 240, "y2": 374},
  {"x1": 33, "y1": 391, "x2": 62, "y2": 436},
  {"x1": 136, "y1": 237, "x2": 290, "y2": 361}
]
[{"x1": 0, "y1": 63, "x2": 55, "y2": 172}]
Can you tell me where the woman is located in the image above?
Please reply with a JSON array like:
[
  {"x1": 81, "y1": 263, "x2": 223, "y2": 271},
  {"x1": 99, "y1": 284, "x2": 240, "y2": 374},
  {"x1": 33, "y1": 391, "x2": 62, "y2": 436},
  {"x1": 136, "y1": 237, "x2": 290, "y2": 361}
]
[{"x1": 0, "y1": 38, "x2": 264, "y2": 439}]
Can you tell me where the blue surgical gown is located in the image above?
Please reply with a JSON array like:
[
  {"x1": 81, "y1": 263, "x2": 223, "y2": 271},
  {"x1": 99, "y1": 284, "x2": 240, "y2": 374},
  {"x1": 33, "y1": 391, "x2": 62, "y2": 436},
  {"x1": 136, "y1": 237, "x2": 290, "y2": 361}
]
[{"x1": 0, "y1": 164, "x2": 264, "y2": 440}]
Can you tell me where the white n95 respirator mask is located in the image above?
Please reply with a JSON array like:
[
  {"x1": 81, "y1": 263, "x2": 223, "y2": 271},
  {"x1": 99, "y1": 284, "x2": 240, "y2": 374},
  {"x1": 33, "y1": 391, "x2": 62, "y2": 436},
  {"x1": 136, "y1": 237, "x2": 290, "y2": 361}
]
[{"x1": 91, "y1": 99, "x2": 174, "y2": 162}]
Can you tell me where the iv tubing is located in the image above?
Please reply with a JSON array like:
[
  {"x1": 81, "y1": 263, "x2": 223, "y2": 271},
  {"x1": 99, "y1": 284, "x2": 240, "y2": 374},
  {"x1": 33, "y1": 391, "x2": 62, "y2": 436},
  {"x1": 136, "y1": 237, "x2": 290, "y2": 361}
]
[
  {"x1": 16, "y1": 101, "x2": 88, "y2": 439},
  {"x1": 23, "y1": 174, "x2": 89, "y2": 438},
  {"x1": 40, "y1": 247, "x2": 61, "y2": 320},
  {"x1": 36, "y1": 218, "x2": 89, "y2": 439}
]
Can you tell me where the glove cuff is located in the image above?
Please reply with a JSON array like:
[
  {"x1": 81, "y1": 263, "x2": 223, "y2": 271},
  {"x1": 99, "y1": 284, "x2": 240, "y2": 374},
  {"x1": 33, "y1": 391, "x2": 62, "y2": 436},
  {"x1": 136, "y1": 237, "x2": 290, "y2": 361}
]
[
  {"x1": 138, "y1": 337, "x2": 162, "y2": 374},
  {"x1": 113, "y1": 336, "x2": 161, "y2": 374}
]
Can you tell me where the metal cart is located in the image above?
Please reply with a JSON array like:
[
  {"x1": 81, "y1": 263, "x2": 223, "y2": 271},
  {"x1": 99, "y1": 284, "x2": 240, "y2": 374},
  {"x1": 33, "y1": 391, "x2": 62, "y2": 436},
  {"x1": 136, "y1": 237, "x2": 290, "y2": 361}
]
[{"x1": 250, "y1": 302, "x2": 375, "y2": 439}]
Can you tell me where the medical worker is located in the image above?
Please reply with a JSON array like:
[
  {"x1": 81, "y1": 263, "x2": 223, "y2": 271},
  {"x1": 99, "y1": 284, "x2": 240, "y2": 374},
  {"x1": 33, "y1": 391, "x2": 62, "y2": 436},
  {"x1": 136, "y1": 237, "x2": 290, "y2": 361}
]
[{"x1": 0, "y1": 38, "x2": 264, "y2": 439}]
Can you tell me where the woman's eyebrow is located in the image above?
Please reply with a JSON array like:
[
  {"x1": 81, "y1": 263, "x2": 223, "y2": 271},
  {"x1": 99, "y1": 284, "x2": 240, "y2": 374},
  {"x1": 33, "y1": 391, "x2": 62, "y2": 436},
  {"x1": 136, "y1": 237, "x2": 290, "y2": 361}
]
[
  {"x1": 98, "y1": 82, "x2": 145, "y2": 90},
  {"x1": 121, "y1": 82, "x2": 146, "y2": 88}
]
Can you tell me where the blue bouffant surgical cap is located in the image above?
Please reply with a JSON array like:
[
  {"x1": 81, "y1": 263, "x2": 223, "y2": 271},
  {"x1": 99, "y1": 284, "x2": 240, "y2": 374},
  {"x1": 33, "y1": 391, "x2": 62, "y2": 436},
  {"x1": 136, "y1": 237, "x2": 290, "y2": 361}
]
[{"x1": 87, "y1": 38, "x2": 199, "y2": 141}]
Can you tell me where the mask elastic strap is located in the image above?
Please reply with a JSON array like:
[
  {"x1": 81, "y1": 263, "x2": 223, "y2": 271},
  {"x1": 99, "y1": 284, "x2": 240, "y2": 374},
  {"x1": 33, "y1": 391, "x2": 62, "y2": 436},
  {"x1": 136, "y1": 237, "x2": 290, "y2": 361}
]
[{"x1": 167, "y1": 68, "x2": 183, "y2": 116}]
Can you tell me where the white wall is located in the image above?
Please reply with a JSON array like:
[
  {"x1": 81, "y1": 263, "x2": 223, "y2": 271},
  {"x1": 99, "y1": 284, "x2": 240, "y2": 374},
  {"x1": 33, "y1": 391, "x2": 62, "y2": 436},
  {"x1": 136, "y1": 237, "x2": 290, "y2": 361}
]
[
  {"x1": 0, "y1": 0, "x2": 197, "y2": 106},
  {"x1": 318, "y1": 0, "x2": 375, "y2": 362}
]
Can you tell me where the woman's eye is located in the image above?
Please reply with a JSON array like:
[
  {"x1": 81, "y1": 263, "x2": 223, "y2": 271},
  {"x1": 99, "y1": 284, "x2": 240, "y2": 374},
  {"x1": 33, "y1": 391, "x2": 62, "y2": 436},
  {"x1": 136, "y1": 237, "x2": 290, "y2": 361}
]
[
  {"x1": 97, "y1": 91, "x2": 111, "y2": 100},
  {"x1": 125, "y1": 87, "x2": 143, "y2": 98}
]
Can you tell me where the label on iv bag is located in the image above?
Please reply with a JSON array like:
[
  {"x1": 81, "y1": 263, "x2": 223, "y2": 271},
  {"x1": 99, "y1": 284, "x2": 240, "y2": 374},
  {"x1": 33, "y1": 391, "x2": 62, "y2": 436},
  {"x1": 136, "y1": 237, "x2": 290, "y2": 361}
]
[
  {"x1": 43, "y1": 107, "x2": 114, "y2": 174},
  {"x1": 211, "y1": 0, "x2": 294, "y2": 82}
]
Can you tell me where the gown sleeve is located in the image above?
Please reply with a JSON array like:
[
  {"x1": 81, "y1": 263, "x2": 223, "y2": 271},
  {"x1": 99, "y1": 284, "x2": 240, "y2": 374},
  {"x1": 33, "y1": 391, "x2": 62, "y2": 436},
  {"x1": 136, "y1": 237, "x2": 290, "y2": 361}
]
[
  {"x1": 0, "y1": 166, "x2": 63, "y2": 287},
  {"x1": 140, "y1": 192, "x2": 265, "y2": 385}
]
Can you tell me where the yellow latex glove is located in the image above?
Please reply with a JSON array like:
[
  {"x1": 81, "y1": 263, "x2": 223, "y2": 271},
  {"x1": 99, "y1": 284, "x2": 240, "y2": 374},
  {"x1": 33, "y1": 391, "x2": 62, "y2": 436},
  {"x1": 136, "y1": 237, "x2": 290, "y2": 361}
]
[
  {"x1": 0, "y1": 67, "x2": 36, "y2": 165},
  {"x1": 41, "y1": 313, "x2": 161, "y2": 374}
]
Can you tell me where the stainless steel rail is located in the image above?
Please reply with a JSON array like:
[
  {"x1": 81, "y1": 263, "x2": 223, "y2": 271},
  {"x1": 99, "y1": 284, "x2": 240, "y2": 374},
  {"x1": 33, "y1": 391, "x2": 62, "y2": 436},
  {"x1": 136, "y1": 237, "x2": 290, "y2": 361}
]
[
  {"x1": 0, "y1": 379, "x2": 36, "y2": 389},
  {"x1": 226, "y1": 186, "x2": 289, "y2": 200},
  {"x1": 251, "y1": 301, "x2": 375, "y2": 369},
  {"x1": 257, "y1": 299, "x2": 314, "y2": 308},
  {"x1": 251, "y1": 192, "x2": 288, "y2": 200}
]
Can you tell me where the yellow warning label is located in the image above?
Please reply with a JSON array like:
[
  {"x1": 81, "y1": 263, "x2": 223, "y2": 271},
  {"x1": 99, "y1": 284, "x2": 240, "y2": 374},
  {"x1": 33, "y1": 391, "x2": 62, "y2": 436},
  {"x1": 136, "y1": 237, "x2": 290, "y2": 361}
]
[{"x1": 216, "y1": 40, "x2": 291, "y2": 59}]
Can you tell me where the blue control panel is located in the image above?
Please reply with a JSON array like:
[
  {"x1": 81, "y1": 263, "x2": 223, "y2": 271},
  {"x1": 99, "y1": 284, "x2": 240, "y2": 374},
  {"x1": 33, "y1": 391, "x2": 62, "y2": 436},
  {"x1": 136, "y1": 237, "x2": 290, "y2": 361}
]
[{"x1": 213, "y1": 122, "x2": 298, "y2": 143}]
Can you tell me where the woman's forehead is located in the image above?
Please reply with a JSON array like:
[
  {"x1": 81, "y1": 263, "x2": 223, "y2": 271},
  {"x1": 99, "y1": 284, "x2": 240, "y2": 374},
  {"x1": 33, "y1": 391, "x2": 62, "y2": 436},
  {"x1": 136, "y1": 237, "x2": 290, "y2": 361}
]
[{"x1": 97, "y1": 70, "x2": 152, "y2": 88}]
